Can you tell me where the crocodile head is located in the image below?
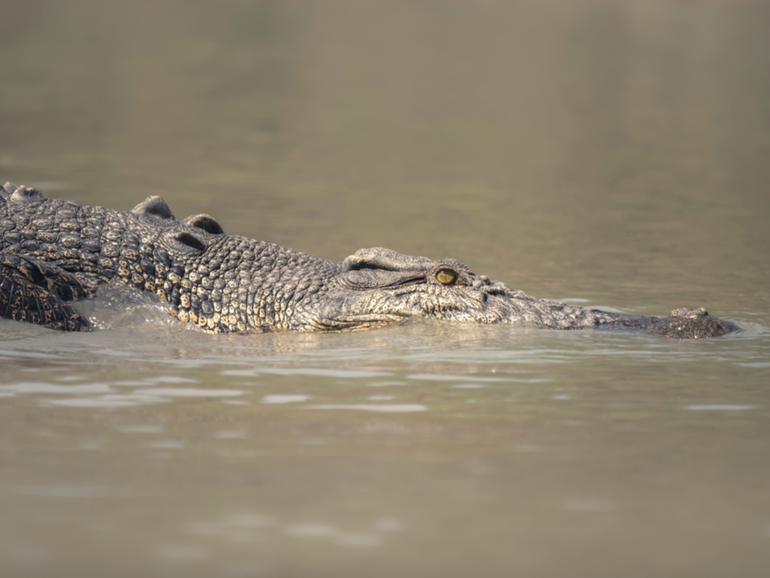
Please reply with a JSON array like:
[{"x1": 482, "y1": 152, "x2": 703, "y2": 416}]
[
  {"x1": 303, "y1": 247, "x2": 737, "y2": 338},
  {"x1": 303, "y1": 247, "x2": 536, "y2": 330}
]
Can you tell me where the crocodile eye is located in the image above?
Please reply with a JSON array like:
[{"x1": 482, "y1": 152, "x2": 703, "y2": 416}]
[{"x1": 436, "y1": 269, "x2": 457, "y2": 285}]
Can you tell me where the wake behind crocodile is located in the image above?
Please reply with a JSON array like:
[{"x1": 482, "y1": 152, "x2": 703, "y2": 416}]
[{"x1": 72, "y1": 282, "x2": 198, "y2": 333}]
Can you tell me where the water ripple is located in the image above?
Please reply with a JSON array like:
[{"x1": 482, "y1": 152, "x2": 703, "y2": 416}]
[
  {"x1": 685, "y1": 404, "x2": 758, "y2": 411},
  {"x1": 304, "y1": 404, "x2": 427, "y2": 413}
]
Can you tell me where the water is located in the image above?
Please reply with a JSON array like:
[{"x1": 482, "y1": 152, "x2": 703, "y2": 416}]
[{"x1": 1, "y1": 1, "x2": 770, "y2": 576}]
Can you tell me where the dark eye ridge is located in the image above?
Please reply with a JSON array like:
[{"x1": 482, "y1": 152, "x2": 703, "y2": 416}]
[{"x1": 436, "y1": 269, "x2": 457, "y2": 285}]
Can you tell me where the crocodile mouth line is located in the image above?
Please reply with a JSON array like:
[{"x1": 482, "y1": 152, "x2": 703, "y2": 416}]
[
  {"x1": 312, "y1": 313, "x2": 410, "y2": 331},
  {"x1": 339, "y1": 274, "x2": 426, "y2": 291}
]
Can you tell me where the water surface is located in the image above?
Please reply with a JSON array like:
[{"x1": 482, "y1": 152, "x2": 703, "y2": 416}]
[{"x1": 1, "y1": 1, "x2": 769, "y2": 577}]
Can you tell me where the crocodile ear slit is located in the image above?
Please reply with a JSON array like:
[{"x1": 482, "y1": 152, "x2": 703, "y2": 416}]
[
  {"x1": 342, "y1": 248, "x2": 434, "y2": 272},
  {"x1": 132, "y1": 196, "x2": 176, "y2": 221}
]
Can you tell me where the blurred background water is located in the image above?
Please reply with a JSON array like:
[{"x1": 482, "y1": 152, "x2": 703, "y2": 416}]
[{"x1": 1, "y1": 1, "x2": 769, "y2": 576}]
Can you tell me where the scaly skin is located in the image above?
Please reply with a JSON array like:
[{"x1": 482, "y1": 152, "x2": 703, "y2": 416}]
[{"x1": 0, "y1": 182, "x2": 738, "y2": 338}]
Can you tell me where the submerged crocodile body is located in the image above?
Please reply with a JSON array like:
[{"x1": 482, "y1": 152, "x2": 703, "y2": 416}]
[{"x1": 0, "y1": 182, "x2": 737, "y2": 338}]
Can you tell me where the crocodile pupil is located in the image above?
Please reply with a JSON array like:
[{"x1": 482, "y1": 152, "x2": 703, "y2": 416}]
[{"x1": 437, "y1": 269, "x2": 457, "y2": 285}]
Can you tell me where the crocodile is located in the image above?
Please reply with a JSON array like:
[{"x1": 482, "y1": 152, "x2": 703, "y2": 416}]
[{"x1": 0, "y1": 182, "x2": 737, "y2": 338}]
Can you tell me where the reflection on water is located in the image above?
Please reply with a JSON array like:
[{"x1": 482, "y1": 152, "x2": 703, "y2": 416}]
[
  {"x1": 305, "y1": 404, "x2": 428, "y2": 413},
  {"x1": 1, "y1": 0, "x2": 770, "y2": 577},
  {"x1": 684, "y1": 404, "x2": 758, "y2": 411},
  {"x1": 261, "y1": 394, "x2": 312, "y2": 404}
]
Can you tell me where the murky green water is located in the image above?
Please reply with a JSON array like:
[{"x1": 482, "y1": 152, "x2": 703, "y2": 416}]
[{"x1": 1, "y1": 1, "x2": 769, "y2": 576}]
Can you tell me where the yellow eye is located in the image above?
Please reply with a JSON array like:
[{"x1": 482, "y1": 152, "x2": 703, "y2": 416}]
[{"x1": 436, "y1": 269, "x2": 457, "y2": 285}]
